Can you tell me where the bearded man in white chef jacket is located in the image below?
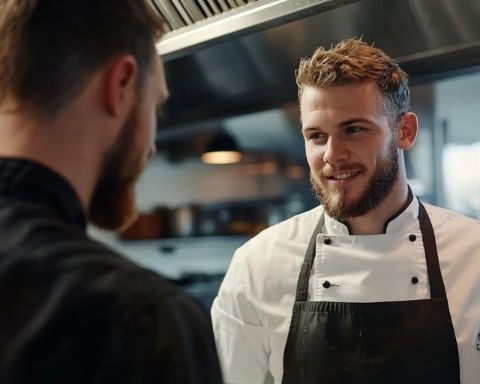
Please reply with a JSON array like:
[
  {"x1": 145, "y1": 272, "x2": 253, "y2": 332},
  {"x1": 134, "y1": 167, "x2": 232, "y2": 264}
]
[{"x1": 211, "y1": 38, "x2": 480, "y2": 384}]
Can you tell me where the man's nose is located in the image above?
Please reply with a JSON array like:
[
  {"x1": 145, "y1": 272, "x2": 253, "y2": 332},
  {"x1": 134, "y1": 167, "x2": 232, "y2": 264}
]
[{"x1": 323, "y1": 137, "x2": 349, "y2": 165}]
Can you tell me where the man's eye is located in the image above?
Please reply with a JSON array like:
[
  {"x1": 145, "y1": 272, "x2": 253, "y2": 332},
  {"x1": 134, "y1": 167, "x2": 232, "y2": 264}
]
[
  {"x1": 307, "y1": 132, "x2": 327, "y2": 142},
  {"x1": 345, "y1": 126, "x2": 363, "y2": 135}
]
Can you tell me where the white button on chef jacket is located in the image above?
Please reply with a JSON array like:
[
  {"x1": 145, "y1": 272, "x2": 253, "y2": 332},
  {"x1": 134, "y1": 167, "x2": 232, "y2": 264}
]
[{"x1": 211, "y1": 197, "x2": 480, "y2": 384}]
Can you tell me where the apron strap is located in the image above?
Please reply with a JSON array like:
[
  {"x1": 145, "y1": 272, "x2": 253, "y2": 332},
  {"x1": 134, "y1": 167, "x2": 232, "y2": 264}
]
[
  {"x1": 417, "y1": 202, "x2": 447, "y2": 299},
  {"x1": 294, "y1": 201, "x2": 447, "y2": 302}
]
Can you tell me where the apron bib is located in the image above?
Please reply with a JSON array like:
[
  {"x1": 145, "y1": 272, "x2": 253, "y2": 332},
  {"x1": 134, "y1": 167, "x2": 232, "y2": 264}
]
[{"x1": 282, "y1": 202, "x2": 460, "y2": 383}]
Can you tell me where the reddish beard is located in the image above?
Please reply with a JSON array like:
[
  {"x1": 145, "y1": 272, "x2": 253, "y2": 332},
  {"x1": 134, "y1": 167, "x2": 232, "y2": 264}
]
[
  {"x1": 88, "y1": 103, "x2": 147, "y2": 231},
  {"x1": 310, "y1": 136, "x2": 399, "y2": 220}
]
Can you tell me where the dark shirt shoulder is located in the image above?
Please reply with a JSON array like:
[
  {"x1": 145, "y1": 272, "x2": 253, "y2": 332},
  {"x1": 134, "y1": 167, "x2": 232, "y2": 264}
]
[{"x1": 0, "y1": 196, "x2": 222, "y2": 384}]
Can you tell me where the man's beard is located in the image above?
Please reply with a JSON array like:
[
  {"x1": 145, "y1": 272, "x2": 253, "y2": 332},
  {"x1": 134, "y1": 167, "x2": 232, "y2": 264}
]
[
  {"x1": 310, "y1": 136, "x2": 399, "y2": 221},
  {"x1": 88, "y1": 103, "x2": 147, "y2": 231}
]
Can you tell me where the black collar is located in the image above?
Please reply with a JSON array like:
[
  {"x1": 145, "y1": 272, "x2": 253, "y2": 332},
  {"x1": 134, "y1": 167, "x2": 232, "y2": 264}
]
[
  {"x1": 0, "y1": 157, "x2": 86, "y2": 229},
  {"x1": 381, "y1": 187, "x2": 414, "y2": 234},
  {"x1": 338, "y1": 187, "x2": 414, "y2": 235}
]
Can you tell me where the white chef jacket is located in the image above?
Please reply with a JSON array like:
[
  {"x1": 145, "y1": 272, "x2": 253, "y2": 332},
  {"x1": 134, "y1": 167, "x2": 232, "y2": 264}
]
[{"x1": 211, "y1": 197, "x2": 480, "y2": 384}]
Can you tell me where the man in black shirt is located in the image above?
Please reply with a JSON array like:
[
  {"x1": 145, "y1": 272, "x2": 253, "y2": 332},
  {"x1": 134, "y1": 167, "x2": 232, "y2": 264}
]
[{"x1": 0, "y1": 1, "x2": 222, "y2": 383}]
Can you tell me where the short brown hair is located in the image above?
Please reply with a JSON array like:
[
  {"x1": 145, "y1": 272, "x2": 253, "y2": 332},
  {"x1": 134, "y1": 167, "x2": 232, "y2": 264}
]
[
  {"x1": 0, "y1": 0, "x2": 164, "y2": 116},
  {"x1": 296, "y1": 38, "x2": 410, "y2": 124}
]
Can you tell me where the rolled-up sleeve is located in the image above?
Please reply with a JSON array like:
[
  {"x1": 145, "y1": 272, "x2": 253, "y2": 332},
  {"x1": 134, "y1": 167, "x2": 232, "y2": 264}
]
[{"x1": 211, "y1": 250, "x2": 270, "y2": 384}]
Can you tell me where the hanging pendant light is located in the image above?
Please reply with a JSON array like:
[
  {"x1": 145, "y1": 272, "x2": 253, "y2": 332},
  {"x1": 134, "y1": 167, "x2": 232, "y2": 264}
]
[{"x1": 201, "y1": 131, "x2": 242, "y2": 164}]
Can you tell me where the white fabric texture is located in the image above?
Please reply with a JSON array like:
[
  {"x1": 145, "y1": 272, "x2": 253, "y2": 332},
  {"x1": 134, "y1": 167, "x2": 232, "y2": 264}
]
[{"x1": 211, "y1": 197, "x2": 480, "y2": 384}]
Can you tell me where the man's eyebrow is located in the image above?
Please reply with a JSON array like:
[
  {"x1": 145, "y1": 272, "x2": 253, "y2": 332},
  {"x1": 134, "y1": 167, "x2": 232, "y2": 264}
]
[
  {"x1": 302, "y1": 126, "x2": 321, "y2": 132},
  {"x1": 339, "y1": 118, "x2": 375, "y2": 126},
  {"x1": 302, "y1": 117, "x2": 375, "y2": 132}
]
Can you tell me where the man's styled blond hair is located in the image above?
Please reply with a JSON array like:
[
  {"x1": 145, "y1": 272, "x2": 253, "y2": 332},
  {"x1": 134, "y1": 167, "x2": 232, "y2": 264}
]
[{"x1": 296, "y1": 38, "x2": 410, "y2": 125}]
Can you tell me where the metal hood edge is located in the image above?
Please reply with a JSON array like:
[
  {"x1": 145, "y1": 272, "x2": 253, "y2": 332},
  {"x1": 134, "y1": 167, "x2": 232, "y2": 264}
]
[{"x1": 150, "y1": 0, "x2": 359, "y2": 61}]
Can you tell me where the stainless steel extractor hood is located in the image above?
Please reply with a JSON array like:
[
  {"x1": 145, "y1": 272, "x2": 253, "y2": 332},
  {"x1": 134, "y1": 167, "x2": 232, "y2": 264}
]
[
  {"x1": 149, "y1": 0, "x2": 360, "y2": 60},
  {"x1": 155, "y1": 0, "x2": 480, "y2": 138}
]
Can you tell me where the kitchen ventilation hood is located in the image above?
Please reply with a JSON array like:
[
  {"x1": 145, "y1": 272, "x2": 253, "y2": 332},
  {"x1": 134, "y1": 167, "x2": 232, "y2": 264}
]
[
  {"x1": 149, "y1": 0, "x2": 359, "y2": 60},
  {"x1": 154, "y1": 0, "x2": 480, "y2": 140}
]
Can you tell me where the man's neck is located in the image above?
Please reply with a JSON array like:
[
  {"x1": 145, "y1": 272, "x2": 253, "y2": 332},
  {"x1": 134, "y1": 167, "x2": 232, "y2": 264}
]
[
  {"x1": 0, "y1": 112, "x2": 102, "y2": 211},
  {"x1": 343, "y1": 181, "x2": 410, "y2": 235}
]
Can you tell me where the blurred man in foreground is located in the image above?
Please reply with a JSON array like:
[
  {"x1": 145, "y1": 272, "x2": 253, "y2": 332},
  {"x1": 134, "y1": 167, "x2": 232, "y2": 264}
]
[{"x1": 0, "y1": 1, "x2": 221, "y2": 382}]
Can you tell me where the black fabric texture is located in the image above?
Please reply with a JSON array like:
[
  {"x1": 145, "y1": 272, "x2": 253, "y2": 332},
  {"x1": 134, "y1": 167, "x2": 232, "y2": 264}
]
[{"x1": 0, "y1": 157, "x2": 222, "y2": 384}]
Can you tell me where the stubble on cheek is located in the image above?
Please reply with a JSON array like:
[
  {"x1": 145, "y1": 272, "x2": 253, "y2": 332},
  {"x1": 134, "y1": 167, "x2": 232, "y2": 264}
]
[
  {"x1": 310, "y1": 171, "x2": 347, "y2": 219},
  {"x1": 88, "y1": 102, "x2": 148, "y2": 231},
  {"x1": 309, "y1": 135, "x2": 400, "y2": 220}
]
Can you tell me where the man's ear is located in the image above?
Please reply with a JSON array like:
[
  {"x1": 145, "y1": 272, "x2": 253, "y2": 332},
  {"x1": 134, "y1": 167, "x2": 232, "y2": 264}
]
[
  {"x1": 103, "y1": 55, "x2": 138, "y2": 117},
  {"x1": 397, "y1": 112, "x2": 418, "y2": 150}
]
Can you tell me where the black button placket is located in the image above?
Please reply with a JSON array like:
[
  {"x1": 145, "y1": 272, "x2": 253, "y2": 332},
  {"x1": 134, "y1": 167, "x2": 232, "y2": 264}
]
[{"x1": 322, "y1": 238, "x2": 332, "y2": 288}]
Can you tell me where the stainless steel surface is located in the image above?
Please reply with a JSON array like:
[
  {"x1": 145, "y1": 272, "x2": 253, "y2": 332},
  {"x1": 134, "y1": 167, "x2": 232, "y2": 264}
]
[
  {"x1": 172, "y1": 0, "x2": 194, "y2": 25},
  {"x1": 151, "y1": 0, "x2": 184, "y2": 29},
  {"x1": 156, "y1": 0, "x2": 480, "y2": 151},
  {"x1": 197, "y1": 0, "x2": 214, "y2": 17},
  {"x1": 217, "y1": 0, "x2": 230, "y2": 12},
  {"x1": 205, "y1": 0, "x2": 221, "y2": 15},
  {"x1": 155, "y1": 0, "x2": 358, "y2": 59},
  {"x1": 179, "y1": 0, "x2": 204, "y2": 22}
]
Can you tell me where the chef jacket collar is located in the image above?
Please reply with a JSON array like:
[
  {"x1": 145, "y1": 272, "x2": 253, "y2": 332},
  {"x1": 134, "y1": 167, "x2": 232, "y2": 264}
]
[{"x1": 323, "y1": 187, "x2": 417, "y2": 236}]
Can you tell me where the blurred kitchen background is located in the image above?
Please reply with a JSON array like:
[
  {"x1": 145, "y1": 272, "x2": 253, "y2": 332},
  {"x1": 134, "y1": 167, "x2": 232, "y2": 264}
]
[{"x1": 91, "y1": 0, "x2": 480, "y2": 309}]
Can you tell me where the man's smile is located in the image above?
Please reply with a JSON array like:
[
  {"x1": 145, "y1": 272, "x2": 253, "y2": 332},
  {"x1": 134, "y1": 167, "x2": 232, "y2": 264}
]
[{"x1": 327, "y1": 171, "x2": 362, "y2": 180}]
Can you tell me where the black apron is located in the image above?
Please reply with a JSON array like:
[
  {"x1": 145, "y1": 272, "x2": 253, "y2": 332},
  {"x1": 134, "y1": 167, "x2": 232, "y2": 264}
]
[{"x1": 282, "y1": 202, "x2": 460, "y2": 383}]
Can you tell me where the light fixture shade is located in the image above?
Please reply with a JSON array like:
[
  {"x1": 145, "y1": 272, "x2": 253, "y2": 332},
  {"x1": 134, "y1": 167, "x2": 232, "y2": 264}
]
[
  {"x1": 205, "y1": 132, "x2": 238, "y2": 152},
  {"x1": 202, "y1": 131, "x2": 242, "y2": 164}
]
